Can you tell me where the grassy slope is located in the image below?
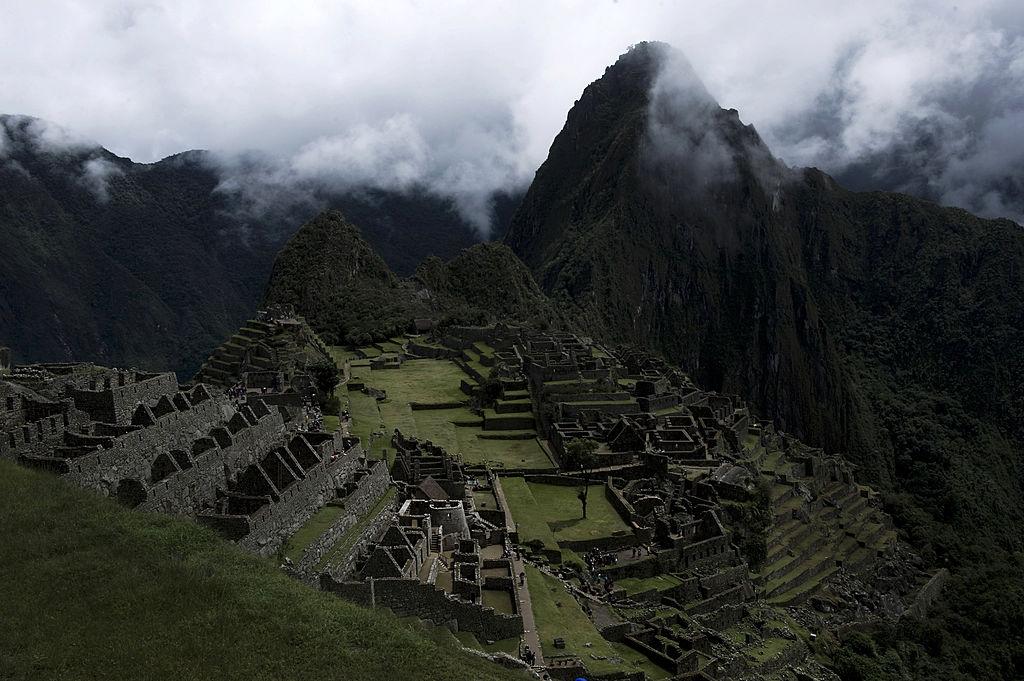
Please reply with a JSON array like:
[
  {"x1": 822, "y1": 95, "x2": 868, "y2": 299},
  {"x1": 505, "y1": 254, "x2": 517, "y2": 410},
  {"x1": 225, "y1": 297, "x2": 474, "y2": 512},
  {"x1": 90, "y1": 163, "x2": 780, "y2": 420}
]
[
  {"x1": 525, "y1": 564, "x2": 668, "y2": 679},
  {"x1": 0, "y1": 461, "x2": 521, "y2": 681}
]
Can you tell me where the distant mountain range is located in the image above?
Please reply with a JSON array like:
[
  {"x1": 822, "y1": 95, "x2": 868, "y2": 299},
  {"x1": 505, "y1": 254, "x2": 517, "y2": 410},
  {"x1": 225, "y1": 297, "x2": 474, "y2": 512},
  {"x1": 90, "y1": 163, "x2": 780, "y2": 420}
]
[{"x1": 0, "y1": 114, "x2": 501, "y2": 374}]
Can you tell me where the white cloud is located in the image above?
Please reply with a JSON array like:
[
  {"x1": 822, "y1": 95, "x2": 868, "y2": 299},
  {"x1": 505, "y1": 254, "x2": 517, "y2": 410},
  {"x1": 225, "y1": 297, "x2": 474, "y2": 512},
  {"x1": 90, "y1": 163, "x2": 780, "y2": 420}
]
[
  {"x1": 0, "y1": 0, "x2": 1022, "y2": 225},
  {"x1": 79, "y1": 157, "x2": 123, "y2": 203}
]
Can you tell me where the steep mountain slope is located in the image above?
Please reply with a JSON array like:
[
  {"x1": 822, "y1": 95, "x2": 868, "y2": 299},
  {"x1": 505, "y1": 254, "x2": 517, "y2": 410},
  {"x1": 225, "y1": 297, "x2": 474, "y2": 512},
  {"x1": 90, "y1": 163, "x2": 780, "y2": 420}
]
[
  {"x1": 505, "y1": 43, "x2": 1024, "y2": 677},
  {"x1": 0, "y1": 115, "x2": 487, "y2": 374},
  {"x1": 263, "y1": 210, "x2": 556, "y2": 342},
  {"x1": 506, "y1": 42, "x2": 864, "y2": 466}
]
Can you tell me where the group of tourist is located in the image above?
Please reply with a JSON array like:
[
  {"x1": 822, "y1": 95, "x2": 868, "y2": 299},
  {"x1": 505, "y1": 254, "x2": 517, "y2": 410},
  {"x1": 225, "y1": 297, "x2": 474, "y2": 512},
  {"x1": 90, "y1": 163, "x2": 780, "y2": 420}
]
[
  {"x1": 585, "y1": 548, "x2": 620, "y2": 568},
  {"x1": 226, "y1": 382, "x2": 247, "y2": 401},
  {"x1": 301, "y1": 400, "x2": 323, "y2": 431}
]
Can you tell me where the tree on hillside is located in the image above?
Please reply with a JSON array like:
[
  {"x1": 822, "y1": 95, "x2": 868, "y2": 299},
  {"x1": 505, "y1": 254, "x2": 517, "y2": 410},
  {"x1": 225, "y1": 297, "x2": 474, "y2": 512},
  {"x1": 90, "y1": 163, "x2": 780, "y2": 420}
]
[
  {"x1": 308, "y1": 360, "x2": 340, "y2": 399},
  {"x1": 565, "y1": 437, "x2": 599, "y2": 519}
]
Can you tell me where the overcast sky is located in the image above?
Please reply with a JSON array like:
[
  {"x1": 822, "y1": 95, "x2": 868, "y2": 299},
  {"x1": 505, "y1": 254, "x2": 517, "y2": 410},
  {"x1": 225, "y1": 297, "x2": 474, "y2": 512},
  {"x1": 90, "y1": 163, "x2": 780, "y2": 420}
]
[{"x1": 2, "y1": 0, "x2": 1022, "y2": 228}]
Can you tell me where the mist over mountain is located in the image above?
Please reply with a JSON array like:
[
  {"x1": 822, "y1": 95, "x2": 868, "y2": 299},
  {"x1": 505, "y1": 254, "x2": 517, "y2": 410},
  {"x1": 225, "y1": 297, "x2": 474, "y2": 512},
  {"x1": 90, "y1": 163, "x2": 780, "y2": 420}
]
[
  {"x1": 1, "y1": 10, "x2": 1024, "y2": 676},
  {"x1": 0, "y1": 115, "x2": 500, "y2": 374}
]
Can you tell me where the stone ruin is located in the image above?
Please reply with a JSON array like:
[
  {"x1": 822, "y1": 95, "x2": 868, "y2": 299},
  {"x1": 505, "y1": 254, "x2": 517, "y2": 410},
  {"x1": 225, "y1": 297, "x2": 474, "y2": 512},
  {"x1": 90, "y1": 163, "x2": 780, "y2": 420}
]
[
  {"x1": 0, "y1": 359, "x2": 385, "y2": 558},
  {"x1": 393, "y1": 324, "x2": 933, "y2": 680},
  {"x1": 0, "y1": 318, "x2": 941, "y2": 681},
  {"x1": 193, "y1": 307, "x2": 334, "y2": 405},
  {"x1": 321, "y1": 430, "x2": 525, "y2": 644}
]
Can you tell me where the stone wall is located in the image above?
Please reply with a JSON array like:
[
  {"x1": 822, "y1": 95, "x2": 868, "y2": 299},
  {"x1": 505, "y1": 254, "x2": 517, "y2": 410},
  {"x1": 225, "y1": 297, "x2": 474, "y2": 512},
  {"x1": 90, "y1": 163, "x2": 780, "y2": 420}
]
[
  {"x1": 2, "y1": 411, "x2": 73, "y2": 461},
  {"x1": 321, "y1": 576, "x2": 524, "y2": 641},
  {"x1": 236, "y1": 452, "x2": 354, "y2": 556},
  {"x1": 699, "y1": 565, "x2": 749, "y2": 596},
  {"x1": 559, "y1": 402, "x2": 641, "y2": 419},
  {"x1": 64, "y1": 395, "x2": 240, "y2": 500},
  {"x1": 325, "y1": 502, "x2": 398, "y2": 580},
  {"x1": 637, "y1": 394, "x2": 679, "y2": 412},
  {"x1": 406, "y1": 342, "x2": 459, "y2": 360},
  {"x1": 483, "y1": 414, "x2": 534, "y2": 430},
  {"x1": 455, "y1": 359, "x2": 486, "y2": 384},
  {"x1": 67, "y1": 372, "x2": 179, "y2": 425},
  {"x1": 693, "y1": 603, "x2": 746, "y2": 631},
  {"x1": 904, "y1": 568, "x2": 950, "y2": 620},
  {"x1": 558, "y1": 392, "x2": 632, "y2": 403},
  {"x1": 296, "y1": 463, "x2": 392, "y2": 572},
  {"x1": 685, "y1": 583, "x2": 750, "y2": 617}
]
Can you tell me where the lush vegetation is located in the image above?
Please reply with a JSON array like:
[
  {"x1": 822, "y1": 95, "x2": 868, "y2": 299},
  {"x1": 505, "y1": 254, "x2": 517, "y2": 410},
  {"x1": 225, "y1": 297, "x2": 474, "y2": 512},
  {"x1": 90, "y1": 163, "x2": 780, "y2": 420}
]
[
  {"x1": 413, "y1": 242, "x2": 558, "y2": 330},
  {"x1": 0, "y1": 461, "x2": 520, "y2": 681},
  {"x1": 264, "y1": 212, "x2": 557, "y2": 347},
  {"x1": 263, "y1": 210, "x2": 423, "y2": 346}
]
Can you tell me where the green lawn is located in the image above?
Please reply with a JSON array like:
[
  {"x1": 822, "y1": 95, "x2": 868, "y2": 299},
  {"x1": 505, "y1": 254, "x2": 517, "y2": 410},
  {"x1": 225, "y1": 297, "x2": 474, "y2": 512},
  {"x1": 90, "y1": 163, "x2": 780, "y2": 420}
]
[
  {"x1": 525, "y1": 565, "x2": 668, "y2": 678},
  {"x1": 343, "y1": 357, "x2": 551, "y2": 469},
  {"x1": 284, "y1": 503, "x2": 345, "y2": 562},
  {"x1": 462, "y1": 350, "x2": 490, "y2": 380},
  {"x1": 501, "y1": 478, "x2": 632, "y2": 550},
  {"x1": 350, "y1": 359, "x2": 468, "y2": 404},
  {"x1": 481, "y1": 588, "x2": 515, "y2": 614},
  {"x1": 328, "y1": 346, "x2": 361, "y2": 372},
  {"x1": 453, "y1": 631, "x2": 520, "y2": 656},
  {"x1": 0, "y1": 462, "x2": 520, "y2": 681},
  {"x1": 343, "y1": 389, "x2": 387, "y2": 459},
  {"x1": 615, "y1": 573, "x2": 683, "y2": 595},
  {"x1": 473, "y1": 489, "x2": 500, "y2": 513},
  {"x1": 745, "y1": 637, "x2": 791, "y2": 663}
]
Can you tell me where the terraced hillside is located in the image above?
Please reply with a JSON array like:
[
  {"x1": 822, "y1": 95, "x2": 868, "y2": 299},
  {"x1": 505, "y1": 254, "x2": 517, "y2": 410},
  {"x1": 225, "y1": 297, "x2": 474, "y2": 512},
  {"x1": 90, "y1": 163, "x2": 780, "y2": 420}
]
[
  {"x1": 194, "y1": 315, "x2": 334, "y2": 388},
  {"x1": 756, "y1": 478, "x2": 896, "y2": 607}
]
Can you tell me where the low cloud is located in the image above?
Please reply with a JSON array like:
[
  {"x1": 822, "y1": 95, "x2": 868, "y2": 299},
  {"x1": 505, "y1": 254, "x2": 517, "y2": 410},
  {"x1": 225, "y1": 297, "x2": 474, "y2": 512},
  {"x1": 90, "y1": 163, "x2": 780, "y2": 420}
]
[
  {"x1": 78, "y1": 157, "x2": 123, "y2": 203},
  {"x1": 644, "y1": 46, "x2": 735, "y2": 191}
]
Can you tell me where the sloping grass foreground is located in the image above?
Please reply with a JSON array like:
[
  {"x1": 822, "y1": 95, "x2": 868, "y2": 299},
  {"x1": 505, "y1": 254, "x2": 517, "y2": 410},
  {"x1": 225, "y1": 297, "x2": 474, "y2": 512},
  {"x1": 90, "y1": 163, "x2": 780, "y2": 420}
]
[{"x1": 0, "y1": 460, "x2": 523, "y2": 681}]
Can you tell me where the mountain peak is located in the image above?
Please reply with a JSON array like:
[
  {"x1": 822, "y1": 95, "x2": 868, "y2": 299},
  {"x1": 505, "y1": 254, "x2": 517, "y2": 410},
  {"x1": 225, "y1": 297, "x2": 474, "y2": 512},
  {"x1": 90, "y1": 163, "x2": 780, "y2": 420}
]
[{"x1": 505, "y1": 41, "x2": 779, "y2": 270}]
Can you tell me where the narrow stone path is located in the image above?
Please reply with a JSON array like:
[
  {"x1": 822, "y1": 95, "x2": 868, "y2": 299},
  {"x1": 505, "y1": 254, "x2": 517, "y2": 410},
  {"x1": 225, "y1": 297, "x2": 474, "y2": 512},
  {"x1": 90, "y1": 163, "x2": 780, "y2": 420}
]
[{"x1": 510, "y1": 551, "x2": 545, "y2": 667}]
